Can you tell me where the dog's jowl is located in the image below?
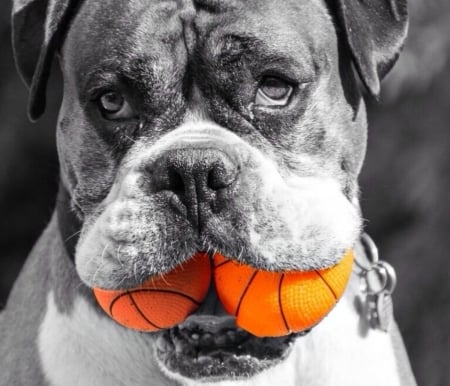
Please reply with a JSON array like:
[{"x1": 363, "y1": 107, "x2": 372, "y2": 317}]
[{"x1": 1, "y1": 0, "x2": 417, "y2": 385}]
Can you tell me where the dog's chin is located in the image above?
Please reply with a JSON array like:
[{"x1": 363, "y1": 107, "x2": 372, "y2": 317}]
[{"x1": 154, "y1": 315, "x2": 306, "y2": 382}]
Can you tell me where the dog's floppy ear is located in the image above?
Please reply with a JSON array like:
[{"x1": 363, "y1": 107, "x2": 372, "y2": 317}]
[
  {"x1": 329, "y1": 0, "x2": 408, "y2": 96},
  {"x1": 12, "y1": 0, "x2": 80, "y2": 121}
]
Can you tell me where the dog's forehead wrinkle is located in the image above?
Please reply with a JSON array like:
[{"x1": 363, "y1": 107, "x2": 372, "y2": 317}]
[
  {"x1": 68, "y1": 0, "x2": 335, "y2": 76},
  {"x1": 64, "y1": 0, "x2": 190, "y2": 91},
  {"x1": 185, "y1": 84, "x2": 211, "y2": 119},
  {"x1": 210, "y1": 34, "x2": 315, "y2": 77}
]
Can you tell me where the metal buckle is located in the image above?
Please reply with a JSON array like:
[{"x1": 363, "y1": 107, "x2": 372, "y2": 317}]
[{"x1": 356, "y1": 233, "x2": 397, "y2": 332}]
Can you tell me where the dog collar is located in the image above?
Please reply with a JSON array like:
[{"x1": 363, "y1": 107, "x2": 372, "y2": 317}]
[{"x1": 354, "y1": 233, "x2": 397, "y2": 332}]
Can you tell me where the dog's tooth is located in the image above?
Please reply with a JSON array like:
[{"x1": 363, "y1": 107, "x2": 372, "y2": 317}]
[
  {"x1": 197, "y1": 355, "x2": 213, "y2": 365},
  {"x1": 174, "y1": 342, "x2": 184, "y2": 353},
  {"x1": 226, "y1": 330, "x2": 237, "y2": 342},
  {"x1": 199, "y1": 333, "x2": 213, "y2": 346},
  {"x1": 172, "y1": 334, "x2": 188, "y2": 353},
  {"x1": 155, "y1": 336, "x2": 173, "y2": 353},
  {"x1": 214, "y1": 334, "x2": 227, "y2": 346}
]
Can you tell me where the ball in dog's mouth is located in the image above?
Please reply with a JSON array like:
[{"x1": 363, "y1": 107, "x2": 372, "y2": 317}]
[{"x1": 154, "y1": 315, "x2": 309, "y2": 381}]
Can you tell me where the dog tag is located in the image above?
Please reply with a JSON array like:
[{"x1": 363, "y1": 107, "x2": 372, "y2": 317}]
[
  {"x1": 356, "y1": 233, "x2": 397, "y2": 332},
  {"x1": 376, "y1": 293, "x2": 394, "y2": 332}
]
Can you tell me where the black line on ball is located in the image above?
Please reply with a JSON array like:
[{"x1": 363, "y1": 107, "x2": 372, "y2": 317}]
[
  {"x1": 278, "y1": 274, "x2": 290, "y2": 333},
  {"x1": 108, "y1": 288, "x2": 201, "y2": 321},
  {"x1": 235, "y1": 270, "x2": 258, "y2": 317},
  {"x1": 126, "y1": 288, "x2": 202, "y2": 306},
  {"x1": 315, "y1": 271, "x2": 338, "y2": 300},
  {"x1": 214, "y1": 259, "x2": 233, "y2": 269},
  {"x1": 129, "y1": 292, "x2": 164, "y2": 330},
  {"x1": 108, "y1": 292, "x2": 162, "y2": 329},
  {"x1": 109, "y1": 292, "x2": 128, "y2": 315}
]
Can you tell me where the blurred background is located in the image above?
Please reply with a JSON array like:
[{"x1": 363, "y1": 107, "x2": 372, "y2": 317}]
[{"x1": 0, "y1": 1, "x2": 449, "y2": 385}]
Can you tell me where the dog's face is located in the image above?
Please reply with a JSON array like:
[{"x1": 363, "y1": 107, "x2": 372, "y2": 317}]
[
  {"x1": 65, "y1": 0, "x2": 365, "y2": 280},
  {"x1": 57, "y1": 0, "x2": 363, "y2": 379},
  {"x1": 12, "y1": 0, "x2": 408, "y2": 382}
]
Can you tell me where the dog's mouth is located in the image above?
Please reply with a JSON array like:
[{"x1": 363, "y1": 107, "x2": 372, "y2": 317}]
[{"x1": 155, "y1": 315, "x2": 309, "y2": 381}]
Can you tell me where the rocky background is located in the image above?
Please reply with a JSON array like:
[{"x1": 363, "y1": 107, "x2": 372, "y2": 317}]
[{"x1": 1, "y1": 1, "x2": 449, "y2": 385}]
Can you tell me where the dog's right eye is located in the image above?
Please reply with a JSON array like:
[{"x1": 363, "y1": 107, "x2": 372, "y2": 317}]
[
  {"x1": 255, "y1": 76, "x2": 294, "y2": 107},
  {"x1": 97, "y1": 91, "x2": 135, "y2": 120}
]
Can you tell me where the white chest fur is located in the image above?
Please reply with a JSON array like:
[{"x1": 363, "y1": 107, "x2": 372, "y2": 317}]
[
  {"x1": 38, "y1": 292, "x2": 165, "y2": 386},
  {"x1": 38, "y1": 287, "x2": 401, "y2": 386}
]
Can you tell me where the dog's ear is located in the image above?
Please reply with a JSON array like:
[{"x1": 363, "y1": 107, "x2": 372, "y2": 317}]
[
  {"x1": 12, "y1": 0, "x2": 79, "y2": 121},
  {"x1": 328, "y1": 0, "x2": 408, "y2": 97}
]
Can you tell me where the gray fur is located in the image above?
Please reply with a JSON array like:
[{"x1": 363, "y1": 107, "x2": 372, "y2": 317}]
[{"x1": 0, "y1": 216, "x2": 56, "y2": 385}]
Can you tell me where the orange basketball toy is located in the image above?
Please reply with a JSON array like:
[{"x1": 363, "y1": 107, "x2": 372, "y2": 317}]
[
  {"x1": 213, "y1": 250, "x2": 354, "y2": 337},
  {"x1": 93, "y1": 252, "x2": 211, "y2": 331}
]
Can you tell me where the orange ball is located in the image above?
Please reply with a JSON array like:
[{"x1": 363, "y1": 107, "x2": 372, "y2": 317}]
[
  {"x1": 93, "y1": 252, "x2": 211, "y2": 331},
  {"x1": 213, "y1": 250, "x2": 354, "y2": 337}
]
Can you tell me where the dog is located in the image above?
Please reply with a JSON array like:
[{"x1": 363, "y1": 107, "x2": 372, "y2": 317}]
[{"x1": 0, "y1": 0, "x2": 417, "y2": 385}]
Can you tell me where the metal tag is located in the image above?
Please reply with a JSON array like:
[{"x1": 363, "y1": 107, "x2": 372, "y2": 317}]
[
  {"x1": 356, "y1": 233, "x2": 398, "y2": 332},
  {"x1": 376, "y1": 293, "x2": 394, "y2": 332}
]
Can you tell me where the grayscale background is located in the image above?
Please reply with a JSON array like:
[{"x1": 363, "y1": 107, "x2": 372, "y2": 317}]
[{"x1": 0, "y1": 1, "x2": 449, "y2": 385}]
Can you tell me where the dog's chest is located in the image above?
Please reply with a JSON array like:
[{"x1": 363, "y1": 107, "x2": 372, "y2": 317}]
[
  {"x1": 38, "y1": 287, "x2": 401, "y2": 386},
  {"x1": 38, "y1": 292, "x2": 170, "y2": 386}
]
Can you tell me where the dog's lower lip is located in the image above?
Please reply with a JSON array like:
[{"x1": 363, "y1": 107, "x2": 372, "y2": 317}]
[{"x1": 155, "y1": 317, "x2": 310, "y2": 380}]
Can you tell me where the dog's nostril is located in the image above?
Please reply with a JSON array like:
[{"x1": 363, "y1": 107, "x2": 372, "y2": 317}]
[
  {"x1": 199, "y1": 332, "x2": 214, "y2": 346},
  {"x1": 168, "y1": 168, "x2": 185, "y2": 193},
  {"x1": 207, "y1": 160, "x2": 239, "y2": 191},
  {"x1": 208, "y1": 166, "x2": 227, "y2": 190}
]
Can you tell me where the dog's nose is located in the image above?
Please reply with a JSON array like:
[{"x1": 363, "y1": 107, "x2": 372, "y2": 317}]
[{"x1": 149, "y1": 148, "x2": 239, "y2": 229}]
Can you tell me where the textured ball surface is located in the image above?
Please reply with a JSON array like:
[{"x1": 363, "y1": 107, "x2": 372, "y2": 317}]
[
  {"x1": 213, "y1": 250, "x2": 354, "y2": 337},
  {"x1": 93, "y1": 252, "x2": 211, "y2": 331}
]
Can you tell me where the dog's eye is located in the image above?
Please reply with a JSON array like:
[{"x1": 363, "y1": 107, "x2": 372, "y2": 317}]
[
  {"x1": 255, "y1": 76, "x2": 293, "y2": 106},
  {"x1": 98, "y1": 91, "x2": 135, "y2": 120}
]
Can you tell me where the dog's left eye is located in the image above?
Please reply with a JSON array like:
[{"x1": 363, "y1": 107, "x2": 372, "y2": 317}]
[
  {"x1": 255, "y1": 76, "x2": 294, "y2": 107},
  {"x1": 98, "y1": 91, "x2": 135, "y2": 120}
]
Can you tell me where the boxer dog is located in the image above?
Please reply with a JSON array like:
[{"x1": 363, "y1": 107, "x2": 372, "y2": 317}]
[{"x1": 0, "y1": 0, "x2": 416, "y2": 385}]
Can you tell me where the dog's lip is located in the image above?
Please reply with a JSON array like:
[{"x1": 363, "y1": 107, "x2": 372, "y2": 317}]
[{"x1": 154, "y1": 315, "x2": 309, "y2": 381}]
